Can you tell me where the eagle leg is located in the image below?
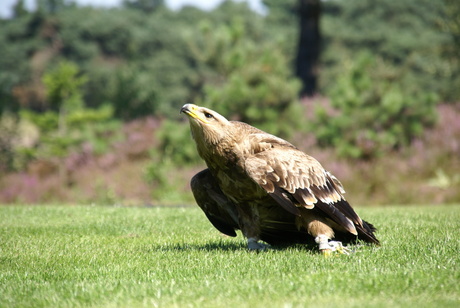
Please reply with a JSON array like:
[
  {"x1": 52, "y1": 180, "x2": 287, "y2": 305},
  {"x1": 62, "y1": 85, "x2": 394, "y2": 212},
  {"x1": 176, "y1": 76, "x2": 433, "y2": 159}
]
[
  {"x1": 247, "y1": 237, "x2": 269, "y2": 251},
  {"x1": 297, "y1": 212, "x2": 350, "y2": 256},
  {"x1": 235, "y1": 204, "x2": 269, "y2": 251}
]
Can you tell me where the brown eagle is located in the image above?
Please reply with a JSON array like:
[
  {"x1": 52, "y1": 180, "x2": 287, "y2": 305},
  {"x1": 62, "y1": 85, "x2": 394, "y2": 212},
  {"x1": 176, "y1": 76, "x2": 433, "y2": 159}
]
[{"x1": 181, "y1": 104, "x2": 379, "y2": 254}]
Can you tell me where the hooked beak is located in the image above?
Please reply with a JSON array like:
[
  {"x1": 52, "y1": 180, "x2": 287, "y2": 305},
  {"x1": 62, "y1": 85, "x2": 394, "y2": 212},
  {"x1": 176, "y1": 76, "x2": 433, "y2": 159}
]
[{"x1": 180, "y1": 104, "x2": 209, "y2": 124}]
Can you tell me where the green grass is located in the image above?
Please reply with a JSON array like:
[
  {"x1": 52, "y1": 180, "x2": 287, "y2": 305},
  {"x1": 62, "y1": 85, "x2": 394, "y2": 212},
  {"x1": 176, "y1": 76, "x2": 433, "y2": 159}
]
[{"x1": 0, "y1": 205, "x2": 459, "y2": 308}]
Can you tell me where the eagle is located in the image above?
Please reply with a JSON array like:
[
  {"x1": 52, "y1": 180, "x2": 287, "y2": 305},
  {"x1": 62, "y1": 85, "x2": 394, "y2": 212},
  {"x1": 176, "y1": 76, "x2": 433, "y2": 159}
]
[{"x1": 181, "y1": 104, "x2": 379, "y2": 254}]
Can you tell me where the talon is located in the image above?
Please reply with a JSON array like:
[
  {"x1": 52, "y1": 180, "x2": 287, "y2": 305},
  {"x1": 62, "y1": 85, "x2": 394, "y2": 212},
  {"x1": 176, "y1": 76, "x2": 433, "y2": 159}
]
[
  {"x1": 329, "y1": 241, "x2": 350, "y2": 255},
  {"x1": 337, "y1": 246, "x2": 350, "y2": 255},
  {"x1": 316, "y1": 235, "x2": 350, "y2": 255}
]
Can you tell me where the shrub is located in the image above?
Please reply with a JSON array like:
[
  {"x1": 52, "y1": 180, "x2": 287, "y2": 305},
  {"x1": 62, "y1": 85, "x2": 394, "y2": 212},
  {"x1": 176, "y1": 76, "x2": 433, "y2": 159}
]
[
  {"x1": 143, "y1": 155, "x2": 195, "y2": 204},
  {"x1": 18, "y1": 105, "x2": 121, "y2": 161},
  {"x1": 42, "y1": 60, "x2": 87, "y2": 113},
  {"x1": 144, "y1": 119, "x2": 202, "y2": 203},
  {"x1": 311, "y1": 52, "x2": 438, "y2": 159},
  {"x1": 12, "y1": 61, "x2": 123, "y2": 163},
  {"x1": 153, "y1": 119, "x2": 201, "y2": 166},
  {"x1": 0, "y1": 113, "x2": 19, "y2": 172}
]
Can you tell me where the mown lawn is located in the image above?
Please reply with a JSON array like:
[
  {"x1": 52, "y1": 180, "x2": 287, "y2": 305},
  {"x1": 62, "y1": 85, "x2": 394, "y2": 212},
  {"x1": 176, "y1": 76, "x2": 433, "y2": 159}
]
[{"x1": 0, "y1": 205, "x2": 459, "y2": 307}]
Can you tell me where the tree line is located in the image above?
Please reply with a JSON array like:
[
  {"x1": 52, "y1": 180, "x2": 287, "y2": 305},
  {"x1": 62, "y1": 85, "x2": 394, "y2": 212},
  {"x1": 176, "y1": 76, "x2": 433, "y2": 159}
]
[{"x1": 0, "y1": 0, "x2": 458, "y2": 172}]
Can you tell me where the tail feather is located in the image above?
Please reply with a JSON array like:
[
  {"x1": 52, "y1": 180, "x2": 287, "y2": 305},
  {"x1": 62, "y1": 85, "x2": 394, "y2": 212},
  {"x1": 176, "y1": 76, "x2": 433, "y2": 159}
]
[{"x1": 357, "y1": 220, "x2": 380, "y2": 245}]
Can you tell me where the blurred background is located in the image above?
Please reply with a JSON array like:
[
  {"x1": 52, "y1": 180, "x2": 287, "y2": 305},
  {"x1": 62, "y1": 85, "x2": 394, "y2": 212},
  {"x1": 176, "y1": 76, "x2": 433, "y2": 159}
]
[{"x1": 0, "y1": 0, "x2": 458, "y2": 206}]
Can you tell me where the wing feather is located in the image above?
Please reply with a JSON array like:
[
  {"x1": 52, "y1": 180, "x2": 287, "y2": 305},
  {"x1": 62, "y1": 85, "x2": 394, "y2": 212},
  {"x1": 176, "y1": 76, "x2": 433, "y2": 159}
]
[
  {"x1": 191, "y1": 169, "x2": 239, "y2": 237},
  {"x1": 244, "y1": 134, "x2": 364, "y2": 234}
]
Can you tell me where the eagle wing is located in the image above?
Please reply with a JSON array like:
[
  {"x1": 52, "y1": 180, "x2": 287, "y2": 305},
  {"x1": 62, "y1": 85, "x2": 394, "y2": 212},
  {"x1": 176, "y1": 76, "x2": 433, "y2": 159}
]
[
  {"x1": 243, "y1": 134, "x2": 363, "y2": 235},
  {"x1": 191, "y1": 169, "x2": 239, "y2": 237}
]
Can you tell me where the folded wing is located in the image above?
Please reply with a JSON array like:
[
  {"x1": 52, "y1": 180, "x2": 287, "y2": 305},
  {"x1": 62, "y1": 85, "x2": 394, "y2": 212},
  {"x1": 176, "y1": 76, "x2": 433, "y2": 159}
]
[{"x1": 244, "y1": 134, "x2": 366, "y2": 237}]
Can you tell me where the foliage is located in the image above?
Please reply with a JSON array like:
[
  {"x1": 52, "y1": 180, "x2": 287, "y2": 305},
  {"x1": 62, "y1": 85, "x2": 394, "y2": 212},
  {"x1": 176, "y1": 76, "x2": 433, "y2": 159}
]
[
  {"x1": 144, "y1": 119, "x2": 201, "y2": 202},
  {"x1": 261, "y1": 0, "x2": 298, "y2": 57},
  {"x1": 0, "y1": 113, "x2": 20, "y2": 172},
  {"x1": 1, "y1": 104, "x2": 459, "y2": 204},
  {"x1": 0, "y1": 0, "x2": 457, "y2": 118},
  {"x1": 191, "y1": 19, "x2": 303, "y2": 138},
  {"x1": 144, "y1": 157, "x2": 196, "y2": 204},
  {"x1": 311, "y1": 52, "x2": 438, "y2": 159},
  {"x1": 101, "y1": 63, "x2": 159, "y2": 119},
  {"x1": 321, "y1": 0, "x2": 456, "y2": 102},
  {"x1": 122, "y1": 0, "x2": 165, "y2": 13},
  {"x1": 154, "y1": 119, "x2": 201, "y2": 165},
  {"x1": 18, "y1": 104, "x2": 121, "y2": 163},
  {"x1": 437, "y1": 0, "x2": 460, "y2": 101},
  {"x1": 42, "y1": 60, "x2": 87, "y2": 112},
  {"x1": 0, "y1": 205, "x2": 459, "y2": 307},
  {"x1": 0, "y1": 12, "x2": 44, "y2": 113},
  {"x1": 0, "y1": 0, "x2": 459, "y2": 204},
  {"x1": 11, "y1": 61, "x2": 121, "y2": 165}
]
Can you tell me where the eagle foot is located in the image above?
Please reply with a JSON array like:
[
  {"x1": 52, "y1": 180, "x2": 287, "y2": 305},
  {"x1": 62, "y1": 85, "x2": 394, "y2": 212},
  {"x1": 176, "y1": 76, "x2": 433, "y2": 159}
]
[
  {"x1": 247, "y1": 238, "x2": 269, "y2": 251},
  {"x1": 320, "y1": 242, "x2": 350, "y2": 256},
  {"x1": 316, "y1": 235, "x2": 350, "y2": 256}
]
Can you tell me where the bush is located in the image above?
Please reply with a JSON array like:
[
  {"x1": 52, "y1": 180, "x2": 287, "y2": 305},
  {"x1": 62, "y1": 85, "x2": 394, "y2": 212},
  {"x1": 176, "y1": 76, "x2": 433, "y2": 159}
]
[
  {"x1": 18, "y1": 105, "x2": 121, "y2": 161},
  {"x1": 320, "y1": 0, "x2": 454, "y2": 102},
  {"x1": 312, "y1": 52, "x2": 438, "y2": 159},
  {"x1": 42, "y1": 60, "x2": 87, "y2": 113},
  {"x1": 9, "y1": 61, "x2": 122, "y2": 165},
  {"x1": 0, "y1": 113, "x2": 20, "y2": 172},
  {"x1": 143, "y1": 155, "x2": 195, "y2": 204},
  {"x1": 153, "y1": 119, "x2": 201, "y2": 166},
  {"x1": 144, "y1": 118, "x2": 202, "y2": 203}
]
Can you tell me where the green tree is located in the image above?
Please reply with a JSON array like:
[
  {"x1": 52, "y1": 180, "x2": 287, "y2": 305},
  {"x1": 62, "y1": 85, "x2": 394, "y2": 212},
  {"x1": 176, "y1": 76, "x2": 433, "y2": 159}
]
[
  {"x1": 262, "y1": 0, "x2": 298, "y2": 56},
  {"x1": 123, "y1": 0, "x2": 164, "y2": 13},
  {"x1": 190, "y1": 19, "x2": 302, "y2": 137},
  {"x1": 312, "y1": 52, "x2": 438, "y2": 159},
  {"x1": 43, "y1": 60, "x2": 87, "y2": 111},
  {"x1": 36, "y1": 0, "x2": 71, "y2": 14},
  {"x1": 296, "y1": 0, "x2": 321, "y2": 96},
  {"x1": 12, "y1": 0, "x2": 28, "y2": 18},
  {"x1": 0, "y1": 12, "x2": 45, "y2": 113},
  {"x1": 320, "y1": 0, "x2": 453, "y2": 101},
  {"x1": 437, "y1": 0, "x2": 460, "y2": 101},
  {"x1": 42, "y1": 60, "x2": 87, "y2": 133}
]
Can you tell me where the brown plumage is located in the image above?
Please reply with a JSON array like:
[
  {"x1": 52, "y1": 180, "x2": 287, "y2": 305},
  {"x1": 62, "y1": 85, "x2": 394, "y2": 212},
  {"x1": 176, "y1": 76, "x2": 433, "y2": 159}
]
[{"x1": 181, "y1": 104, "x2": 379, "y2": 253}]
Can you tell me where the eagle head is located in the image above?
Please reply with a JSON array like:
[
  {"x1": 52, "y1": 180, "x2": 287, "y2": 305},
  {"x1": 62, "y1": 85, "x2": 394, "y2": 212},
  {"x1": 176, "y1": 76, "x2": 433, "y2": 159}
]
[{"x1": 180, "y1": 104, "x2": 231, "y2": 147}]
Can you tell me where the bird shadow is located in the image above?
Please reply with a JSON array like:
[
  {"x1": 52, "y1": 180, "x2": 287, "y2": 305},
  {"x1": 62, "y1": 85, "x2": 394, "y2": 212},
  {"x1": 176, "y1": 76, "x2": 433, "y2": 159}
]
[
  {"x1": 149, "y1": 241, "x2": 320, "y2": 253},
  {"x1": 146, "y1": 238, "x2": 377, "y2": 255},
  {"x1": 151, "y1": 241, "x2": 247, "y2": 252}
]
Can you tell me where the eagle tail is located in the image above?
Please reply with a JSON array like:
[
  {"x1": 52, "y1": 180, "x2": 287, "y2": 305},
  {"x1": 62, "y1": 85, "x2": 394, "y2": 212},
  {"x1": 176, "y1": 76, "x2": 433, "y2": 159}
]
[
  {"x1": 315, "y1": 199, "x2": 380, "y2": 245},
  {"x1": 357, "y1": 220, "x2": 380, "y2": 245}
]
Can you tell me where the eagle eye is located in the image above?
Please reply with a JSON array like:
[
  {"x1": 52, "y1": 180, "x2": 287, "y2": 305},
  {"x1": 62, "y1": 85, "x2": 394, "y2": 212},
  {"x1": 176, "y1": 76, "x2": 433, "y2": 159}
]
[{"x1": 204, "y1": 112, "x2": 214, "y2": 119}]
